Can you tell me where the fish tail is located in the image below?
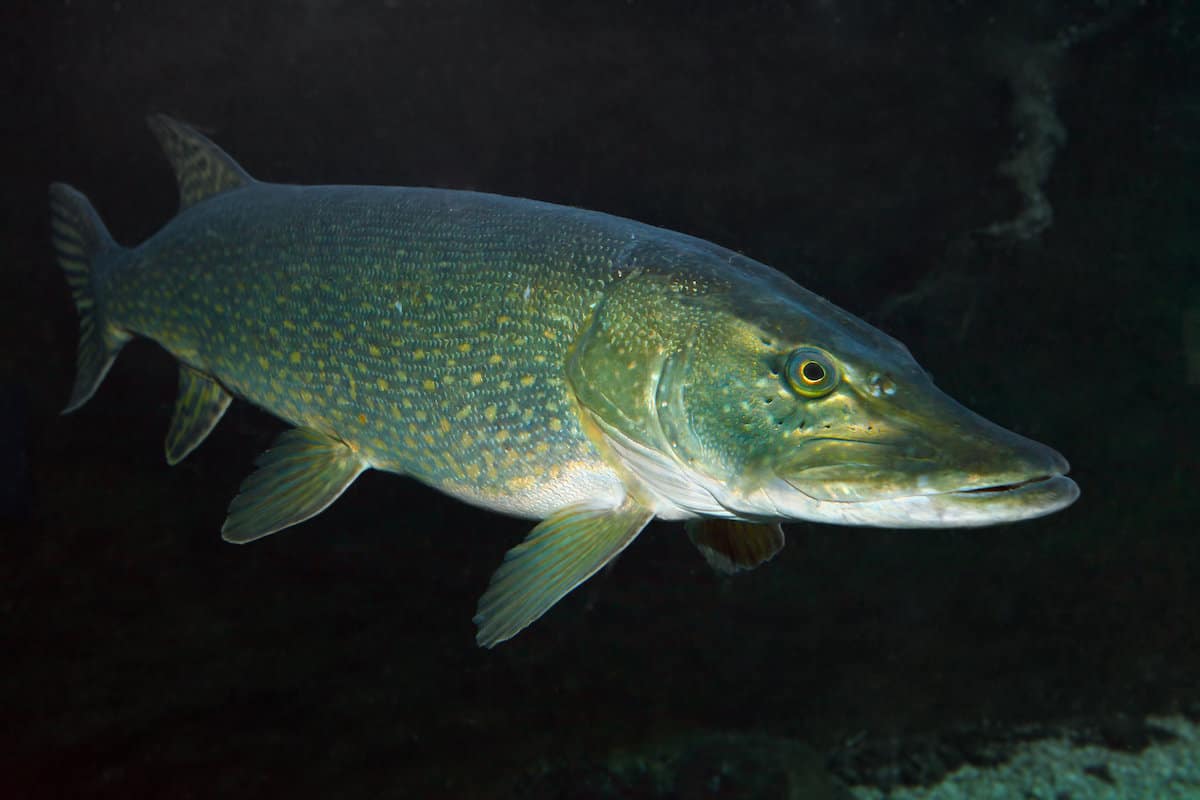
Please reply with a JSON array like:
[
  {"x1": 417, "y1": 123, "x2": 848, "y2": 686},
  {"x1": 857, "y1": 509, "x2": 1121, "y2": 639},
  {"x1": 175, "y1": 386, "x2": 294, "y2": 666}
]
[{"x1": 49, "y1": 182, "x2": 129, "y2": 413}]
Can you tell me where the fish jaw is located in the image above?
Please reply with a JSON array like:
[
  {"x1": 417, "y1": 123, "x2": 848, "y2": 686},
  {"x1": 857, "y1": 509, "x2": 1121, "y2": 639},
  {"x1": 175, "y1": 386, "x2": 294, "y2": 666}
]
[
  {"x1": 760, "y1": 381, "x2": 1080, "y2": 528},
  {"x1": 762, "y1": 473, "x2": 1079, "y2": 528}
]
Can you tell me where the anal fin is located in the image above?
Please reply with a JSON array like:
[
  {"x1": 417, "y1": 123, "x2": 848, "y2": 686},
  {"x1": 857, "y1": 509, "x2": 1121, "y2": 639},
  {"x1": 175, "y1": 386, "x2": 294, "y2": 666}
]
[
  {"x1": 686, "y1": 519, "x2": 785, "y2": 575},
  {"x1": 165, "y1": 365, "x2": 232, "y2": 465},
  {"x1": 222, "y1": 428, "x2": 366, "y2": 543},
  {"x1": 474, "y1": 498, "x2": 654, "y2": 648}
]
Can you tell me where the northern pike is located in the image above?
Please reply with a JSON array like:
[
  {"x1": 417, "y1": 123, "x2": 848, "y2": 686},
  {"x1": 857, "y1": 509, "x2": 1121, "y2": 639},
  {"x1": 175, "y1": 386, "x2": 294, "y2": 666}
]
[{"x1": 51, "y1": 117, "x2": 1079, "y2": 646}]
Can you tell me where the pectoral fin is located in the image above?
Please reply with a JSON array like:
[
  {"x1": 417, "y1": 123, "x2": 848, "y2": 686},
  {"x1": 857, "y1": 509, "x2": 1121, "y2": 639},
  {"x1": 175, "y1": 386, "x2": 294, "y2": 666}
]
[
  {"x1": 474, "y1": 498, "x2": 654, "y2": 648},
  {"x1": 165, "y1": 365, "x2": 232, "y2": 465},
  {"x1": 686, "y1": 519, "x2": 785, "y2": 575},
  {"x1": 221, "y1": 428, "x2": 366, "y2": 543}
]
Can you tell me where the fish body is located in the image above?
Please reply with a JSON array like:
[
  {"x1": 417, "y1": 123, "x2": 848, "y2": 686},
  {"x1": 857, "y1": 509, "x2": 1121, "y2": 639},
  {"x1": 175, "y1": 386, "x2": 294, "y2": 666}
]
[
  {"x1": 106, "y1": 182, "x2": 647, "y2": 518},
  {"x1": 51, "y1": 117, "x2": 1078, "y2": 645}
]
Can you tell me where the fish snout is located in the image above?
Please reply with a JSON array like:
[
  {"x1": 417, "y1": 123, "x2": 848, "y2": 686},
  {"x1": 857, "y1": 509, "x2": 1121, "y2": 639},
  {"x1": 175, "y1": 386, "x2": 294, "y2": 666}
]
[{"x1": 765, "y1": 387, "x2": 1079, "y2": 526}]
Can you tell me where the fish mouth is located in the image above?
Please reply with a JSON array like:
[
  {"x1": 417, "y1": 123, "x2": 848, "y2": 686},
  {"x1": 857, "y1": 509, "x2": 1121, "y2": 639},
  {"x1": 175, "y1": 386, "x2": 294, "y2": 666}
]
[
  {"x1": 776, "y1": 438, "x2": 1071, "y2": 502},
  {"x1": 779, "y1": 467, "x2": 1077, "y2": 505},
  {"x1": 951, "y1": 473, "x2": 1059, "y2": 495},
  {"x1": 763, "y1": 470, "x2": 1079, "y2": 528},
  {"x1": 766, "y1": 429, "x2": 1079, "y2": 527},
  {"x1": 944, "y1": 472, "x2": 1079, "y2": 506}
]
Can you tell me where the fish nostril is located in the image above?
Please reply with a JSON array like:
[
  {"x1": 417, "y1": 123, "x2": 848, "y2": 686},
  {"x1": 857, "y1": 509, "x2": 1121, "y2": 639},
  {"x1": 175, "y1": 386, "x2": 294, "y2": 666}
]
[{"x1": 868, "y1": 373, "x2": 897, "y2": 398}]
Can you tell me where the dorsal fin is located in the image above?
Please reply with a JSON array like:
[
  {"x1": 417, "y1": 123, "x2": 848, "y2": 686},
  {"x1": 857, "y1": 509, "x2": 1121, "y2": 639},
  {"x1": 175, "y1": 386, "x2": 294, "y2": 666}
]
[{"x1": 146, "y1": 114, "x2": 255, "y2": 210}]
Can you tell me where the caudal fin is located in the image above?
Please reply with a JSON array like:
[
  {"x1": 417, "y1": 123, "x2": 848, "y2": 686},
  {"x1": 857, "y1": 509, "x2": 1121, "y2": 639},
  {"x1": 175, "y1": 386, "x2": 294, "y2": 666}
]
[{"x1": 49, "y1": 183, "x2": 129, "y2": 413}]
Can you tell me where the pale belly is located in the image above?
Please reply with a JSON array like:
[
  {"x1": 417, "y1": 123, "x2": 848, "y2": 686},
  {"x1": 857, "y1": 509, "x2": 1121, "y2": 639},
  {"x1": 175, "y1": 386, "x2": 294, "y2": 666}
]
[{"x1": 388, "y1": 456, "x2": 628, "y2": 521}]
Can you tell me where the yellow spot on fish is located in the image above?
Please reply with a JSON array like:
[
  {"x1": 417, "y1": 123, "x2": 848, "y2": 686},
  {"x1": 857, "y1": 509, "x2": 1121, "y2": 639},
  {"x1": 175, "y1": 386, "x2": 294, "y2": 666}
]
[
  {"x1": 413, "y1": 349, "x2": 426, "y2": 360},
  {"x1": 488, "y1": 354, "x2": 503, "y2": 365},
  {"x1": 484, "y1": 404, "x2": 498, "y2": 422},
  {"x1": 507, "y1": 475, "x2": 536, "y2": 491},
  {"x1": 283, "y1": 319, "x2": 296, "y2": 330},
  {"x1": 423, "y1": 432, "x2": 435, "y2": 445},
  {"x1": 497, "y1": 315, "x2": 512, "y2": 324},
  {"x1": 439, "y1": 418, "x2": 451, "y2": 433},
  {"x1": 543, "y1": 328, "x2": 555, "y2": 340},
  {"x1": 423, "y1": 379, "x2": 437, "y2": 391},
  {"x1": 548, "y1": 418, "x2": 562, "y2": 431},
  {"x1": 470, "y1": 371, "x2": 483, "y2": 385},
  {"x1": 377, "y1": 377, "x2": 389, "y2": 391},
  {"x1": 257, "y1": 356, "x2": 269, "y2": 369},
  {"x1": 358, "y1": 413, "x2": 368, "y2": 424},
  {"x1": 369, "y1": 345, "x2": 382, "y2": 357},
  {"x1": 455, "y1": 405, "x2": 472, "y2": 421},
  {"x1": 290, "y1": 351, "x2": 301, "y2": 364},
  {"x1": 458, "y1": 342, "x2": 472, "y2": 353},
  {"x1": 520, "y1": 375, "x2": 535, "y2": 387},
  {"x1": 496, "y1": 429, "x2": 510, "y2": 442}
]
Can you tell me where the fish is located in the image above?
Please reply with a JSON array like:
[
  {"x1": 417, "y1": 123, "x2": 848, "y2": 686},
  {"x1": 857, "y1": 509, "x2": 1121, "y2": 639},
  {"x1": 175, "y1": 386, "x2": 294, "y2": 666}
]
[{"x1": 50, "y1": 116, "x2": 1079, "y2": 647}]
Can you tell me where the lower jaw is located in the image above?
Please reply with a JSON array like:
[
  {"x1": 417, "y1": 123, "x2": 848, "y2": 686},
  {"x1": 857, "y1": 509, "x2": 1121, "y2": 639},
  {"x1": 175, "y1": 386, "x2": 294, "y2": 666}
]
[
  {"x1": 766, "y1": 474, "x2": 1080, "y2": 528},
  {"x1": 937, "y1": 474, "x2": 1080, "y2": 524}
]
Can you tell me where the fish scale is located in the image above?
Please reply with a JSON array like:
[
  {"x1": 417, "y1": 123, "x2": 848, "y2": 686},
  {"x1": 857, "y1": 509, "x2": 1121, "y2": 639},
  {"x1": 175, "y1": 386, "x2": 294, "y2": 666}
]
[{"x1": 110, "y1": 184, "x2": 625, "y2": 510}]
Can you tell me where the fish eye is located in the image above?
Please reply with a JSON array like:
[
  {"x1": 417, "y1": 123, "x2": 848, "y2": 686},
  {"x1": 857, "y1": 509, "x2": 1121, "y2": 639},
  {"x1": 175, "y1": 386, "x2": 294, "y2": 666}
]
[{"x1": 785, "y1": 347, "x2": 839, "y2": 398}]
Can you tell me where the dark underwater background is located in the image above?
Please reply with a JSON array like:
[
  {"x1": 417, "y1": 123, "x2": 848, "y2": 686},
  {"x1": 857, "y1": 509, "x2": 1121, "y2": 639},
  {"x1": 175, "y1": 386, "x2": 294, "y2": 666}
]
[{"x1": 3, "y1": 1, "x2": 1198, "y2": 797}]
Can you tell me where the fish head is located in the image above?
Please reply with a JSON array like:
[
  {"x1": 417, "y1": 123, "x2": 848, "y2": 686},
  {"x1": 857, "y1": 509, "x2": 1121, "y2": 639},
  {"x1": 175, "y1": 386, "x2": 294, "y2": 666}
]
[{"x1": 569, "y1": 248, "x2": 1078, "y2": 527}]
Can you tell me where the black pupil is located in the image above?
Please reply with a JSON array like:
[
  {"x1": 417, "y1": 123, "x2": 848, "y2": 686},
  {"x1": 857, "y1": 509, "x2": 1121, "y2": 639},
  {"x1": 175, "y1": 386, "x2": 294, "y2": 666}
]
[{"x1": 801, "y1": 360, "x2": 825, "y2": 383}]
